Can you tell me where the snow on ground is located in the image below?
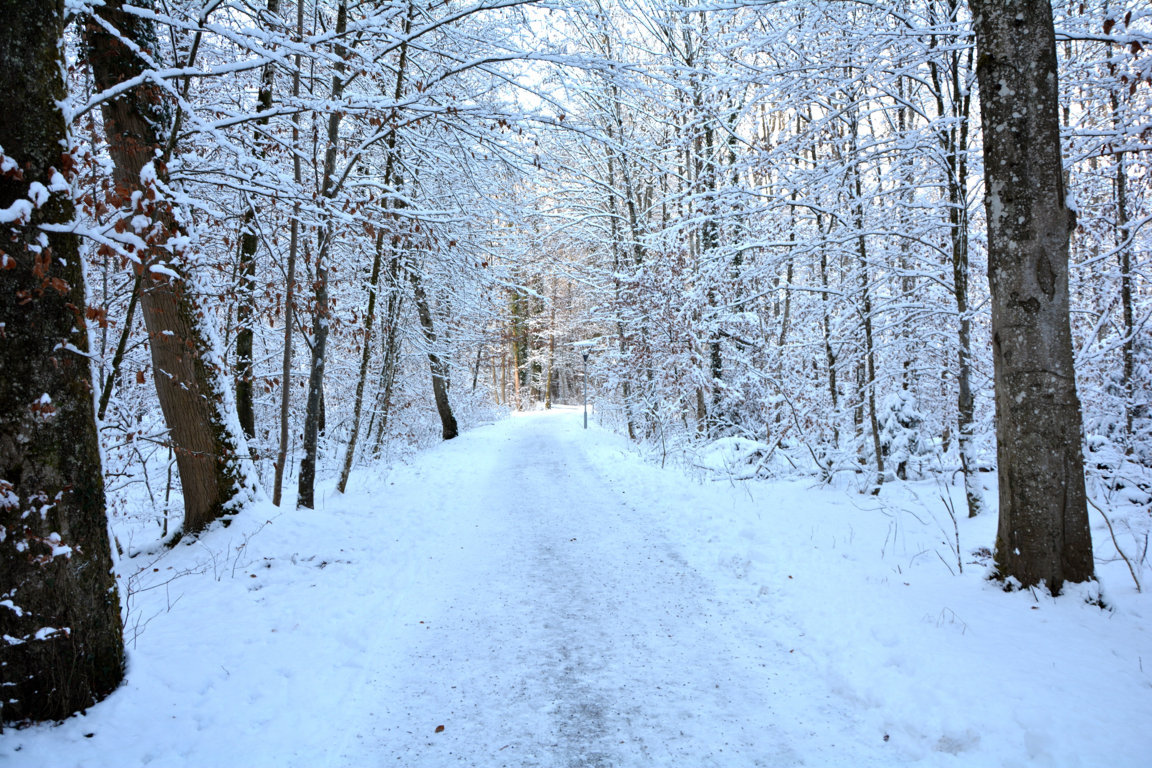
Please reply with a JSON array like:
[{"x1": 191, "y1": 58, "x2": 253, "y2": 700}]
[{"x1": 3, "y1": 407, "x2": 1150, "y2": 767}]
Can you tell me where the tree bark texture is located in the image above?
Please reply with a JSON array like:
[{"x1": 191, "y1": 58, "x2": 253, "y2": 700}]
[
  {"x1": 85, "y1": 0, "x2": 258, "y2": 534},
  {"x1": 969, "y1": 0, "x2": 1094, "y2": 592},
  {"x1": 0, "y1": 0, "x2": 124, "y2": 722}
]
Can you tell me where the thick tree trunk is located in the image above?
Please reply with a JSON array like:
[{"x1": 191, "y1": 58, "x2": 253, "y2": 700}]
[
  {"x1": 85, "y1": 0, "x2": 257, "y2": 534},
  {"x1": 970, "y1": 0, "x2": 1094, "y2": 593},
  {"x1": 0, "y1": 0, "x2": 124, "y2": 722}
]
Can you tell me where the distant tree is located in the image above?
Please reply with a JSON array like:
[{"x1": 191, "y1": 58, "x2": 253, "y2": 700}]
[
  {"x1": 969, "y1": 0, "x2": 1095, "y2": 592},
  {"x1": 0, "y1": 0, "x2": 124, "y2": 721}
]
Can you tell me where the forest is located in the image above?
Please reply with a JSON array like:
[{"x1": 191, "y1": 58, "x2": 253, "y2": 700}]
[{"x1": 2, "y1": 0, "x2": 1151, "y2": 735}]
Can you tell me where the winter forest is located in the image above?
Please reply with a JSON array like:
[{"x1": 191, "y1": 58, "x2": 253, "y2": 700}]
[{"x1": 3, "y1": 0, "x2": 1152, "y2": 763}]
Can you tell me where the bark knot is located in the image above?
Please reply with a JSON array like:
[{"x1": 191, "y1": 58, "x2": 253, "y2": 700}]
[{"x1": 1036, "y1": 254, "x2": 1055, "y2": 300}]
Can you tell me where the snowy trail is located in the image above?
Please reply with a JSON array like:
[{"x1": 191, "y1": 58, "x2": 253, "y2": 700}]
[
  {"x1": 366, "y1": 409, "x2": 813, "y2": 767},
  {"x1": 6, "y1": 407, "x2": 1151, "y2": 767}
]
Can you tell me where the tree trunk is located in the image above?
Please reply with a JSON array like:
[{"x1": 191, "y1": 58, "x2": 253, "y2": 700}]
[
  {"x1": 96, "y1": 272, "x2": 141, "y2": 420},
  {"x1": 337, "y1": 229, "x2": 386, "y2": 492},
  {"x1": 929, "y1": 5, "x2": 984, "y2": 516},
  {"x1": 371, "y1": 258, "x2": 406, "y2": 452},
  {"x1": 298, "y1": 0, "x2": 348, "y2": 509},
  {"x1": 511, "y1": 333, "x2": 521, "y2": 409},
  {"x1": 545, "y1": 287, "x2": 556, "y2": 409},
  {"x1": 816, "y1": 210, "x2": 840, "y2": 450},
  {"x1": 472, "y1": 345, "x2": 483, "y2": 393},
  {"x1": 297, "y1": 254, "x2": 329, "y2": 509},
  {"x1": 272, "y1": 0, "x2": 305, "y2": 507},
  {"x1": 604, "y1": 145, "x2": 637, "y2": 440},
  {"x1": 970, "y1": 0, "x2": 1094, "y2": 593},
  {"x1": 0, "y1": 0, "x2": 124, "y2": 722},
  {"x1": 492, "y1": 348, "x2": 501, "y2": 405},
  {"x1": 339, "y1": 3, "x2": 414, "y2": 485},
  {"x1": 852, "y1": 133, "x2": 884, "y2": 492},
  {"x1": 1110, "y1": 86, "x2": 1134, "y2": 440},
  {"x1": 409, "y1": 267, "x2": 459, "y2": 440},
  {"x1": 84, "y1": 0, "x2": 257, "y2": 534},
  {"x1": 235, "y1": 0, "x2": 282, "y2": 443}
]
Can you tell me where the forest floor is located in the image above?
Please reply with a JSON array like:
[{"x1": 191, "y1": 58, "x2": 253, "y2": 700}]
[{"x1": 3, "y1": 407, "x2": 1151, "y2": 767}]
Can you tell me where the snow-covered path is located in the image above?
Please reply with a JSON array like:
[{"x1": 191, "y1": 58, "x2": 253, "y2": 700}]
[
  {"x1": 5, "y1": 407, "x2": 1151, "y2": 767},
  {"x1": 366, "y1": 409, "x2": 814, "y2": 767}
]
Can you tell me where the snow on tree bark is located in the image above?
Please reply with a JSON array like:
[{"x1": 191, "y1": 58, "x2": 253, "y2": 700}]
[
  {"x1": 83, "y1": 0, "x2": 258, "y2": 535},
  {"x1": 0, "y1": 0, "x2": 123, "y2": 722},
  {"x1": 969, "y1": 0, "x2": 1095, "y2": 592}
]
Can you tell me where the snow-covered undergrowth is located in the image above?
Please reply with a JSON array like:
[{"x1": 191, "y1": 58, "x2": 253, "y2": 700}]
[{"x1": 3, "y1": 408, "x2": 1149, "y2": 767}]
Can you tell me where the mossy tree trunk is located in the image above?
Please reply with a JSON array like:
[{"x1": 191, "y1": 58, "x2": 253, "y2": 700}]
[
  {"x1": 0, "y1": 0, "x2": 124, "y2": 722},
  {"x1": 84, "y1": 0, "x2": 257, "y2": 535},
  {"x1": 969, "y1": 0, "x2": 1094, "y2": 593}
]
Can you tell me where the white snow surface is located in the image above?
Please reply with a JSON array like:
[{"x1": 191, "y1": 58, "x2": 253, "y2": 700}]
[{"x1": 3, "y1": 408, "x2": 1150, "y2": 767}]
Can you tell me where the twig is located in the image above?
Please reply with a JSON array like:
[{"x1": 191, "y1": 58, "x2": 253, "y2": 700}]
[
  {"x1": 934, "y1": 548, "x2": 956, "y2": 577},
  {"x1": 1087, "y1": 496, "x2": 1143, "y2": 593}
]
